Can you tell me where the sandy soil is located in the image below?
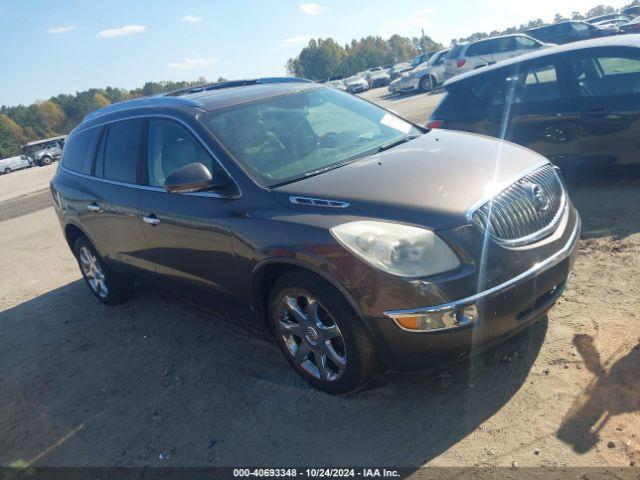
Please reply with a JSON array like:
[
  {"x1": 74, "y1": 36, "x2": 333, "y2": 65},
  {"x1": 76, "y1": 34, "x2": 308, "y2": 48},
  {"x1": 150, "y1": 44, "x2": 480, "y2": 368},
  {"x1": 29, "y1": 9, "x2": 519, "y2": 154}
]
[{"x1": 0, "y1": 88, "x2": 638, "y2": 472}]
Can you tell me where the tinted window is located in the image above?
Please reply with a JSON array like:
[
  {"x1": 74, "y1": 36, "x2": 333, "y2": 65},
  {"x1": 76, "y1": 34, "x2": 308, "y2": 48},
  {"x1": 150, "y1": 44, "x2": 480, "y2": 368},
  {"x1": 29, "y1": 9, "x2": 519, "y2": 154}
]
[
  {"x1": 466, "y1": 40, "x2": 493, "y2": 57},
  {"x1": 61, "y1": 128, "x2": 101, "y2": 174},
  {"x1": 470, "y1": 63, "x2": 561, "y2": 106},
  {"x1": 515, "y1": 36, "x2": 539, "y2": 50},
  {"x1": 446, "y1": 44, "x2": 465, "y2": 59},
  {"x1": 572, "y1": 22, "x2": 589, "y2": 32},
  {"x1": 571, "y1": 53, "x2": 640, "y2": 97},
  {"x1": 147, "y1": 119, "x2": 214, "y2": 187},
  {"x1": 493, "y1": 37, "x2": 515, "y2": 53},
  {"x1": 99, "y1": 119, "x2": 143, "y2": 183}
]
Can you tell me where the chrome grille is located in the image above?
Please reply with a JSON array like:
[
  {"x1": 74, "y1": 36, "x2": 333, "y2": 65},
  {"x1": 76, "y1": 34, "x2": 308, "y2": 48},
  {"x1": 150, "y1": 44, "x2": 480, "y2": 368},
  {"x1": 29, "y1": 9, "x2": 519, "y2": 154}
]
[{"x1": 470, "y1": 164, "x2": 565, "y2": 246}]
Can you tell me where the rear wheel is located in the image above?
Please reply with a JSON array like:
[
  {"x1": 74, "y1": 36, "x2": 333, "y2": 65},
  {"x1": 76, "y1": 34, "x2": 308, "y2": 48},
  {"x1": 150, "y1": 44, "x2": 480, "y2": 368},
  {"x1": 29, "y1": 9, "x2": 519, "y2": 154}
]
[
  {"x1": 419, "y1": 75, "x2": 436, "y2": 92},
  {"x1": 269, "y1": 270, "x2": 379, "y2": 394},
  {"x1": 73, "y1": 236, "x2": 134, "y2": 305},
  {"x1": 3, "y1": 168, "x2": 11, "y2": 175},
  {"x1": 40, "y1": 156, "x2": 52, "y2": 166}
]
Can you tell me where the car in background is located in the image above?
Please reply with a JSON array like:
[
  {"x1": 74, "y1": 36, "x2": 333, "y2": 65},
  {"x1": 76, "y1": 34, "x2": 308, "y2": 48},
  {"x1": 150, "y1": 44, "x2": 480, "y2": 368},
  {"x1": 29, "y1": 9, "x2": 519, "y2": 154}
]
[
  {"x1": 51, "y1": 77, "x2": 579, "y2": 394},
  {"x1": 410, "y1": 52, "x2": 430, "y2": 68},
  {"x1": 586, "y1": 13, "x2": 630, "y2": 24},
  {"x1": 22, "y1": 135, "x2": 66, "y2": 166},
  {"x1": 619, "y1": 16, "x2": 640, "y2": 34},
  {"x1": 623, "y1": 5, "x2": 640, "y2": 17},
  {"x1": 325, "y1": 75, "x2": 347, "y2": 91},
  {"x1": 387, "y1": 62, "x2": 413, "y2": 81},
  {"x1": 444, "y1": 34, "x2": 551, "y2": 80},
  {"x1": 428, "y1": 35, "x2": 640, "y2": 172},
  {"x1": 389, "y1": 49, "x2": 449, "y2": 94},
  {"x1": 593, "y1": 18, "x2": 631, "y2": 31},
  {"x1": 526, "y1": 20, "x2": 614, "y2": 45},
  {"x1": 345, "y1": 75, "x2": 369, "y2": 93},
  {"x1": 0, "y1": 154, "x2": 33, "y2": 174},
  {"x1": 366, "y1": 68, "x2": 391, "y2": 88}
]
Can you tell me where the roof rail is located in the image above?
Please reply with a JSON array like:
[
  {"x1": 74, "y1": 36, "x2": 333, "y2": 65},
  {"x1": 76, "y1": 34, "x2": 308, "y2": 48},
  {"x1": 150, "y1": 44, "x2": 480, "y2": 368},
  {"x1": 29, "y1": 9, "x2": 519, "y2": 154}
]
[
  {"x1": 164, "y1": 77, "x2": 314, "y2": 97},
  {"x1": 83, "y1": 95, "x2": 201, "y2": 123}
]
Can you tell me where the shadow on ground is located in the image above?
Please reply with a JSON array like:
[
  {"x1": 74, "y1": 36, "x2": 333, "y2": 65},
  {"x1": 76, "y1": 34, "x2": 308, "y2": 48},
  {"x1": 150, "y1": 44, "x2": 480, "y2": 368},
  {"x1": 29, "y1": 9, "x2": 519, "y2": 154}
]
[
  {"x1": 557, "y1": 334, "x2": 640, "y2": 453},
  {"x1": 0, "y1": 279, "x2": 547, "y2": 468}
]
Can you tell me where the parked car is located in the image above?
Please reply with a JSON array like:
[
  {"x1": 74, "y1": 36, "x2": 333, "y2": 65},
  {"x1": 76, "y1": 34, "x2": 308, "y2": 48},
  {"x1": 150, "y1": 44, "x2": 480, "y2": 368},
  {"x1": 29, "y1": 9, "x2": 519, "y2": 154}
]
[
  {"x1": 22, "y1": 135, "x2": 66, "y2": 166},
  {"x1": 586, "y1": 13, "x2": 630, "y2": 24},
  {"x1": 389, "y1": 49, "x2": 449, "y2": 94},
  {"x1": 444, "y1": 34, "x2": 551, "y2": 80},
  {"x1": 593, "y1": 18, "x2": 631, "y2": 30},
  {"x1": 526, "y1": 20, "x2": 613, "y2": 45},
  {"x1": 428, "y1": 35, "x2": 640, "y2": 172},
  {"x1": 410, "y1": 52, "x2": 431, "y2": 68},
  {"x1": 622, "y1": 6, "x2": 640, "y2": 17},
  {"x1": 51, "y1": 77, "x2": 580, "y2": 394},
  {"x1": 387, "y1": 62, "x2": 413, "y2": 81},
  {"x1": 366, "y1": 69, "x2": 391, "y2": 88},
  {"x1": 619, "y1": 16, "x2": 640, "y2": 34},
  {"x1": 325, "y1": 75, "x2": 347, "y2": 91},
  {"x1": 345, "y1": 75, "x2": 369, "y2": 93},
  {"x1": 0, "y1": 154, "x2": 33, "y2": 174}
]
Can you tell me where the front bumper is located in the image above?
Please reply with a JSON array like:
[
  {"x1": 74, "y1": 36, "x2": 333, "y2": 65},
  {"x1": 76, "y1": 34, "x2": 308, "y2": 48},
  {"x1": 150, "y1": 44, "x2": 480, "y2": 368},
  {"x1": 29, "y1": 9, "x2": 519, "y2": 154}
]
[{"x1": 367, "y1": 214, "x2": 581, "y2": 371}]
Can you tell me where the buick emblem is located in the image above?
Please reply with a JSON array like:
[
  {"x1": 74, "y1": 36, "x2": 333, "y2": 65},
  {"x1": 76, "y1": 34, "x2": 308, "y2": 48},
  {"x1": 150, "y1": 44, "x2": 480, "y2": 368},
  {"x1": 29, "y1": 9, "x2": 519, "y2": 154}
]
[{"x1": 526, "y1": 182, "x2": 550, "y2": 212}]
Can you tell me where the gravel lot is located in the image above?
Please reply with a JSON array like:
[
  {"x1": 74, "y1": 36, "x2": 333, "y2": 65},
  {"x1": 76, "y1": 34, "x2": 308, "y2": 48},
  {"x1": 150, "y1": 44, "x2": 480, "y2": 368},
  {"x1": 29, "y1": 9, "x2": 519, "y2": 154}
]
[{"x1": 0, "y1": 87, "x2": 639, "y2": 471}]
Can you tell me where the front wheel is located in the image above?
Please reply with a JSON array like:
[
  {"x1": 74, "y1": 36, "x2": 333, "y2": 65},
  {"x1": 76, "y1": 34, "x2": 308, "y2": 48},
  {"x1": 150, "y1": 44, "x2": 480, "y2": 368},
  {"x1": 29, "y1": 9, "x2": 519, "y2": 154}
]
[
  {"x1": 269, "y1": 270, "x2": 379, "y2": 394},
  {"x1": 40, "y1": 156, "x2": 52, "y2": 166},
  {"x1": 73, "y1": 236, "x2": 134, "y2": 305},
  {"x1": 3, "y1": 168, "x2": 11, "y2": 175}
]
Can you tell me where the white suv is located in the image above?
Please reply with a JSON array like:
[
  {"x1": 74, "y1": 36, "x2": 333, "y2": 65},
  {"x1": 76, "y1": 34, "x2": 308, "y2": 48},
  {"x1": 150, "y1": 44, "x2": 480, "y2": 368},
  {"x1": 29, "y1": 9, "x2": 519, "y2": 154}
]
[{"x1": 444, "y1": 34, "x2": 552, "y2": 80}]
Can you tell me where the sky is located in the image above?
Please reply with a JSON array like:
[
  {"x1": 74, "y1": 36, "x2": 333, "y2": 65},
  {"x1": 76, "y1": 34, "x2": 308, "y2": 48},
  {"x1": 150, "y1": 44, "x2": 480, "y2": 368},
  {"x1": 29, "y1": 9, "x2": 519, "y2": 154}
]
[{"x1": 0, "y1": 0, "x2": 631, "y2": 106}]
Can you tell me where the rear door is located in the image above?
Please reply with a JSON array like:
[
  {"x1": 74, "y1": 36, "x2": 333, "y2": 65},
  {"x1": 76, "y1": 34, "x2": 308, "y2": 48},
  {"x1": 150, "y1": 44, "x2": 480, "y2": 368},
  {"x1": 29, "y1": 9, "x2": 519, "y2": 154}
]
[
  {"x1": 137, "y1": 117, "x2": 240, "y2": 296},
  {"x1": 569, "y1": 47, "x2": 640, "y2": 166},
  {"x1": 504, "y1": 59, "x2": 582, "y2": 168},
  {"x1": 83, "y1": 119, "x2": 152, "y2": 273}
]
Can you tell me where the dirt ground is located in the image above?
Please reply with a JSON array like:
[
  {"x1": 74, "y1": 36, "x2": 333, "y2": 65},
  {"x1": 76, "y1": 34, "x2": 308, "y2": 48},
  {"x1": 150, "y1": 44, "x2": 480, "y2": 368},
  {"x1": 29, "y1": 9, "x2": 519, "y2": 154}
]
[{"x1": 0, "y1": 88, "x2": 639, "y2": 472}]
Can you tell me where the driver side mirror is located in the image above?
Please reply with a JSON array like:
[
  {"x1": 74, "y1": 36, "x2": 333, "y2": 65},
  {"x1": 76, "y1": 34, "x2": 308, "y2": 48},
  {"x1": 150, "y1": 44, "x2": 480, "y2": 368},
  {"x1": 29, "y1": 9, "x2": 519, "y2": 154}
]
[{"x1": 164, "y1": 162, "x2": 213, "y2": 194}]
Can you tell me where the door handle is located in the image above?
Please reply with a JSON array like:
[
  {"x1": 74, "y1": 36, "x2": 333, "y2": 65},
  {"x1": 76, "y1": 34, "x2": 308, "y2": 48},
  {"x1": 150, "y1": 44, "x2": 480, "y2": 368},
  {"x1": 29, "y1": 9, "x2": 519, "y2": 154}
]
[
  {"x1": 143, "y1": 215, "x2": 161, "y2": 226},
  {"x1": 87, "y1": 202, "x2": 102, "y2": 213}
]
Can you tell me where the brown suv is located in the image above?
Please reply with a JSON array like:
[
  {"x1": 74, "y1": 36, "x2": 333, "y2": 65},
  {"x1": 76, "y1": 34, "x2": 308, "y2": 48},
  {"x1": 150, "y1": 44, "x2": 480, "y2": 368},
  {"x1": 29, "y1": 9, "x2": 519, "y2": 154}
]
[{"x1": 50, "y1": 78, "x2": 580, "y2": 393}]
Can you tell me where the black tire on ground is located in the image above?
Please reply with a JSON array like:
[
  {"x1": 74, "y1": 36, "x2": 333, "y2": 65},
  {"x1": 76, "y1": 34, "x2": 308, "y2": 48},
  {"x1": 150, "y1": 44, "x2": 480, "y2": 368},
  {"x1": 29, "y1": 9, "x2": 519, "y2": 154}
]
[
  {"x1": 269, "y1": 270, "x2": 379, "y2": 394},
  {"x1": 4, "y1": 168, "x2": 11, "y2": 175},
  {"x1": 419, "y1": 75, "x2": 436, "y2": 92},
  {"x1": 73, "y1": 236, "x2": 134, "y2": 305},
  {"x1": 40, "y1": 156, "x2": 52, "y2": 166}
]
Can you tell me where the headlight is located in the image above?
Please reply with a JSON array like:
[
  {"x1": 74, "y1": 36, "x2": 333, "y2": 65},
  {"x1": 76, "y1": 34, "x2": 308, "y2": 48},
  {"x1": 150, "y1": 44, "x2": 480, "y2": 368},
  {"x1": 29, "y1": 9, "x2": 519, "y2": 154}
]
[{"x1": 330, "y1": 221, "x2": 460, "y2": 277}]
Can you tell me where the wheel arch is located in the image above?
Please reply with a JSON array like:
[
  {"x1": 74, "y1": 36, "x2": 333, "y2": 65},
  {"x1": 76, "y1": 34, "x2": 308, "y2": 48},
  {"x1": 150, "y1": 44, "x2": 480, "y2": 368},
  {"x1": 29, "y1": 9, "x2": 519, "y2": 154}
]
[
  {"x1": 63, "y1": 221, "x2": 101, "y2": 256},
  {"x1": 251, "y1": 259, "x2": 366, "y2": 332}
]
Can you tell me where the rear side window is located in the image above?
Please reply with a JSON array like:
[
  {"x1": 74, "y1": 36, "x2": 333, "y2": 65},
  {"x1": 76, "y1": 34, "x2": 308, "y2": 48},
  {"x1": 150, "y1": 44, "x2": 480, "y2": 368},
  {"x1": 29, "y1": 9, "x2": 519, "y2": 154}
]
[
  {"x1": 446, "y1": 45, "x2": 464, "y2": 59},
  {"x1": 96, "y1": 119, "x2": 143, "y2": 183},
  {"x1": 515, "y1": 36, "x2": 539, "y2": 50},
  {"x1": 466, "y1": 40, "x2": 493, "y2": 57},
  {"x1": 61, "y1": 129, "x2": 101, "y2": 174}
]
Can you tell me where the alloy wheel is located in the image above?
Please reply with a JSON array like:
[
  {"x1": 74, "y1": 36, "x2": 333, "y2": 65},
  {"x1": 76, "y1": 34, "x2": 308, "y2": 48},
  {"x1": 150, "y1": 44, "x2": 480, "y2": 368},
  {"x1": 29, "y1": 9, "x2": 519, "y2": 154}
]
[
  {"x1": 278, "y1": 293, "x2": 347, "y2": 382},
  {"x1": 78, "y1": 246, "x2": 109, "y2": 298}
]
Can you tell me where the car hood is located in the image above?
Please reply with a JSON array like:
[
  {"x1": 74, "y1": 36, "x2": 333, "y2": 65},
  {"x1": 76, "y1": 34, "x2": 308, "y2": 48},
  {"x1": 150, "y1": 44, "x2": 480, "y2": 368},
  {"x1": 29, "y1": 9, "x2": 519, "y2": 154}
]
[{"x1": 273, "y1": 129, "x2": 550, "y2": 231}]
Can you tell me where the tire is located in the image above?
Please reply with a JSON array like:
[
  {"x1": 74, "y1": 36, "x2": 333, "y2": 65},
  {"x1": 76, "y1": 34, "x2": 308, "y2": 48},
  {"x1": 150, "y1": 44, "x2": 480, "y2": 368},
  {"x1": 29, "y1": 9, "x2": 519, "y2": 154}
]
[
  {"x1": 40, "y1": 156, "x2": 52, "y2": 166},
  {"x1": 4, "y1": 168, "x2": 11, "y2": 175},
  {"x1": 419, "y1": 75, "x2": 436, "y2": 92},
  {"x1": 73, "y1": 236, "x2": 134, "y2": 305},
  {"x1": 269, "y1": 270, "x2": 379, "y2": 394}
]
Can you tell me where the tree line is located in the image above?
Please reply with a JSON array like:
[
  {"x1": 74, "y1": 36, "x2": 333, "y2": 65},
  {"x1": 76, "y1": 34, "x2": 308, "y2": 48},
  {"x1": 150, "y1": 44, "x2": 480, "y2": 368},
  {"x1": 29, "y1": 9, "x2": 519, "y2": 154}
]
[{"x1": 0, "y1": 77, "x2": 226, "y2": 159}]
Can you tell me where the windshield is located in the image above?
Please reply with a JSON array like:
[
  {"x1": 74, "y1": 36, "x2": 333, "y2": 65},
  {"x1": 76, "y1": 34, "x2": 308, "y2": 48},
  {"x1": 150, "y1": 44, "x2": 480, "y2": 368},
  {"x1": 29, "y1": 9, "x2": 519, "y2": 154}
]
[{"x1": 202, "y1": 87, "x2": 420, "y2": 187}]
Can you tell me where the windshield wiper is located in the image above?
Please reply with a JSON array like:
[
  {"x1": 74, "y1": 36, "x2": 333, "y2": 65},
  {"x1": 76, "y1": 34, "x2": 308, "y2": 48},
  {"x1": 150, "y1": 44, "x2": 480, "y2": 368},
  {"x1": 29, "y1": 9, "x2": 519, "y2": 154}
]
[{"x1": 377, "y1": 134, "x2": 420, "y2": 152}]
